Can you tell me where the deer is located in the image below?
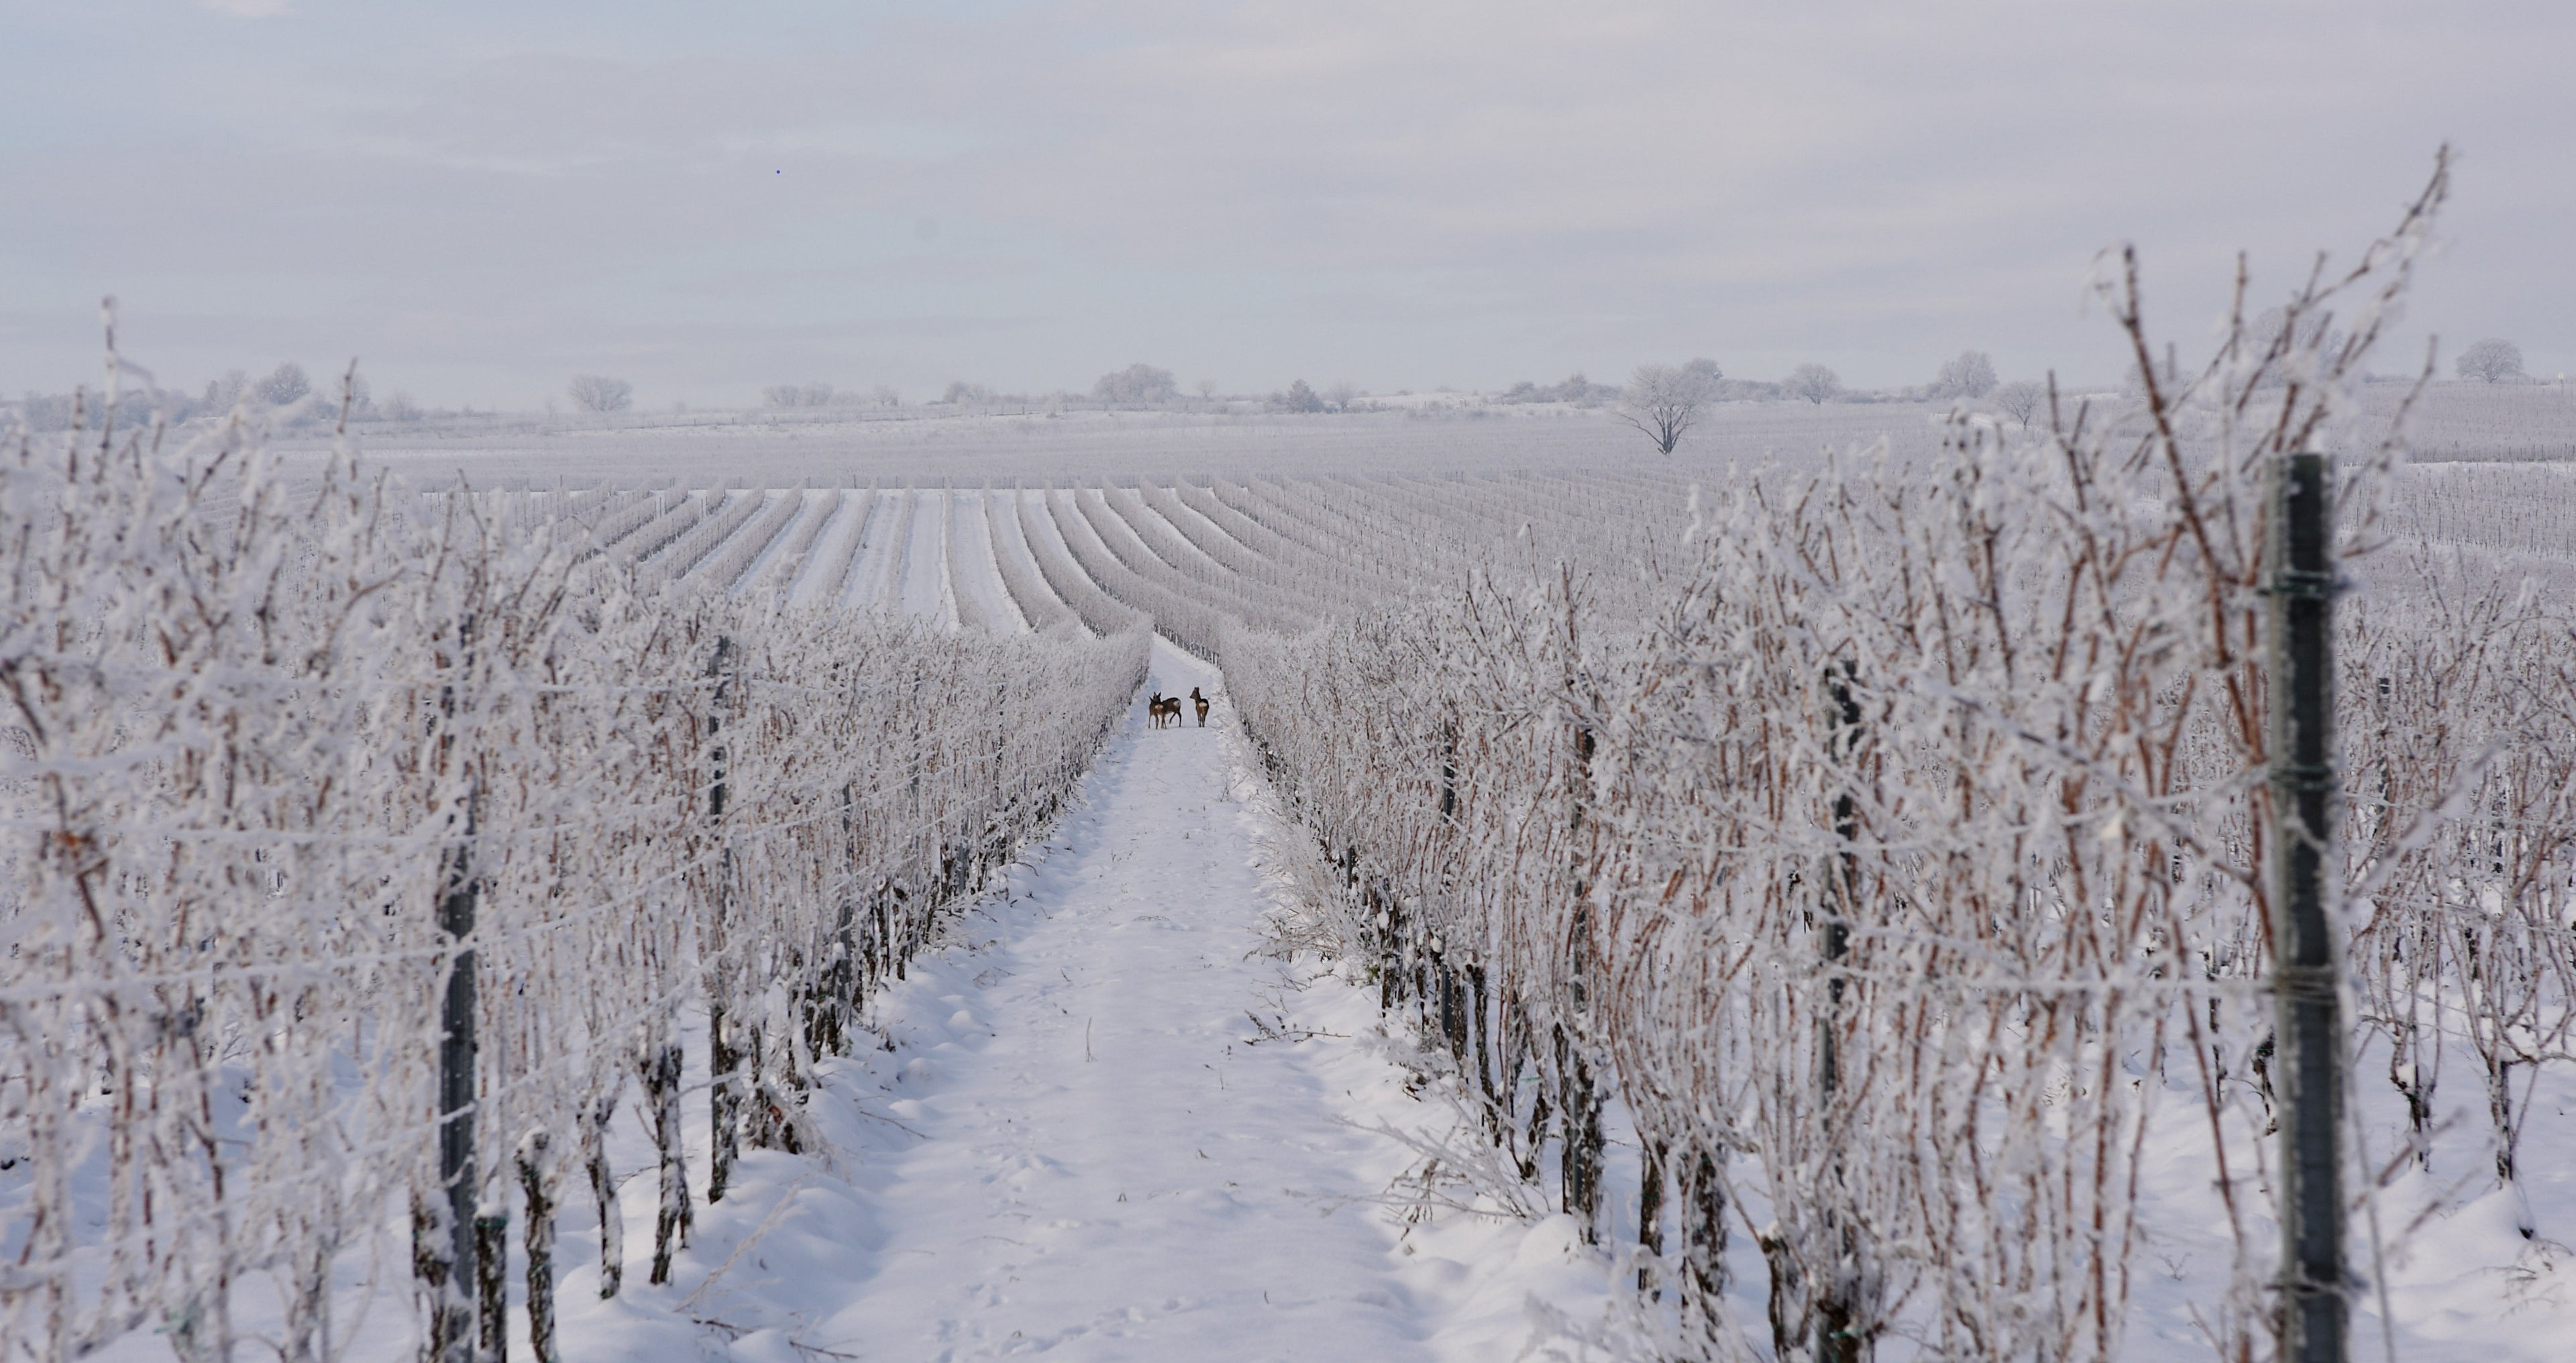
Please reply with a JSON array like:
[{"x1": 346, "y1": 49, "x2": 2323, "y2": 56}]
[
  {"x1": 1191, "y1": 687, "x2": 1210, "y2": 727},
  {"x1": 1146, "y1": 693, "x2": 1181, "y2": 728}
]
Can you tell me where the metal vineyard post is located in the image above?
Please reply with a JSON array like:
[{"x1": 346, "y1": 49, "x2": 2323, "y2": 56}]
[{"x1": 2268, "y1": 451, "x2": 2346, "y2": 1363}]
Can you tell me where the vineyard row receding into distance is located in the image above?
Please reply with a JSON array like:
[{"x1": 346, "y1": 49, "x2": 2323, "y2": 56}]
[{"x1": 9, "y1": 186, "x2": 2576, "y2": 1362}]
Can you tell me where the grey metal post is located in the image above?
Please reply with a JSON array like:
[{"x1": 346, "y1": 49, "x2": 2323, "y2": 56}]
[{"x1": 2269, "y1": 451, "x2": 2345, "y2": 1363}]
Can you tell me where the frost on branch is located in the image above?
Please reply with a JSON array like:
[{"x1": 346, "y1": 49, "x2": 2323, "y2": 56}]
[{"x1": 0, "y1": 391, "x2": 1143, "y2": 1358}]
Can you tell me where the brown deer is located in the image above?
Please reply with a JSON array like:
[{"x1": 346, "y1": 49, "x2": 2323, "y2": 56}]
[
  {"x1": 1146, "y1": 693, "x2": 1181, "y2": 728},
  {"x1": 1191, "y1": 687, "x2": 1210, "y2": 727}
]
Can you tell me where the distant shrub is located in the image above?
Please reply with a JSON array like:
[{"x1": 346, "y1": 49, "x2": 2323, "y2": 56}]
[
  {"x1": 1093, "y1": 363, "x2": 1178, "y2": 406},
  {"x1": 1931, "y1": 350, "x2": 1998, "y2": 400},
  {"x1": 1495, "y1": 372, "x2": 1623, "y2": 406},
  {"x1": 1990, "y1": 379, "x2": 2043, "y2": 426},
  {"x1": 1784, "y1": 362, "x2": 1842, "y2": 404},
  {"x1": 763, "y1": 384, "x2": 836, "y2": 408},
  {"x1": 1274, "y1": 379, "x2": 1326, "y2": 413},
  {"x1": 260, "y1": 362, "x2": 311, "y2": 406},
  {"x1": 568, "y1": 374, "x2": 633, "y2": 412}
]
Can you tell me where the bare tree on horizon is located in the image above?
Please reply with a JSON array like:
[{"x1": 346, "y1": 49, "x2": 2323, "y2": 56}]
[
  {"x1": 1617, "y1": 359, "x2": 1721, "y2": 455},
  {"x1": 1990, "y1": 379, "x2": 2043, "y2": 427},
  {"x1": 2457, "y1": 338, "x2": 2526, "y2": 384}
]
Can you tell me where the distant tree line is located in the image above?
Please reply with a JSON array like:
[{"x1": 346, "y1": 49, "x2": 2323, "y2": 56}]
[
  {"x1": 44, "y1": 334, "x2": 2525, "y2": 441},
  {"x1": 1495, "y1": 372, "x2": 1623, "y2": 406},
  {"x1": 755, "y1": 382, "x2": 903, "y2": 410},
  {"x1": 1601, "y1": 350, "x2": 2067, "y2": 455},
  {"x1": 1509, "y1": 360, "x2": 1851, "y2": 415},
  {"x1": 901, "y1": 363, "x2": 1221, "y2": 413},
  {"x1": 9, "y1": 360, "x2": 419, "y2": 433},
  {"x1": 1267, "y1": 378, "x2": 1368, "y2": 413}
]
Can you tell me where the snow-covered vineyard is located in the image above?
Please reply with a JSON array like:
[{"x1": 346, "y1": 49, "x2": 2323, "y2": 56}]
[{"x1": 11, "y1": 254, "x2": 2576, "y2": 1361}]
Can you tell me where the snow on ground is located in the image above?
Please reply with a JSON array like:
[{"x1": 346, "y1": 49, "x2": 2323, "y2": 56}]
[
  {"x1": 842, "y1": 490, "x2": 910, "y2": 612},
  {"x1": 2112, "y1": 1014, "x2": 2576, "y2": 1362},
  {"x1": 788, "y1": 490, "x2": 869, "y2": 608},
  {"x1": 319, "y1": 406, "x2": 1881, "y2": 488},
  {"x1": 60, "y1": 489, "x2": 2576, "y2": 1359},
  {"x1": 988, "y1": 489, "x2": 1074, "y2": 622},
  {"x1": 952, "y1": 492, "x2": 1028, "y2": 631},
  {"x1": 1016, "y1": 488, "x2": 1083, "y2": 581},
  {"x1": 733, "y1": 490, "x2": 830, "y2": 596},
  {"x1": 541, "y1": 639, "x2": 1626, "y2": 1362},
  {"x1": 899, "y1": 489, "x2": 953, "y2": 626},
  {"x1": 70, "y1": 625, "x2": 2576, "y2": 1363}
]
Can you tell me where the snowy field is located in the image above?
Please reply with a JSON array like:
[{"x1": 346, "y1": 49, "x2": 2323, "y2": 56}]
[
  {"x1": 13, "y1": 0, "x2": 2574, "y2": 1351},
  {"x1": 254, "y1": 379, "x2": 2576, "y2": 490},
  {"x1": 264, "y1": 400, "x2": 1984, "y2": 489},
  {"x1": 16, "y1": 366, "x2": 2576, "y2": 1362}
]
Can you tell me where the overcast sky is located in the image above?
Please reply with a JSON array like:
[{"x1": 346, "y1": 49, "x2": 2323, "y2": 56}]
[{"x1": 3, "y1": 0, "x2": 2569, "y2": 408}]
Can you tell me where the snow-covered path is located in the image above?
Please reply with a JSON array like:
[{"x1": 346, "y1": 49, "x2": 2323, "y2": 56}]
[
  {"x1": 547, "y1": 638, "x2": 1615, "y2": 1363},
  {"x1": 535, "y1": 639, "x2": 1617, "y2": 1360},
  {"x1": 810, "y1": 641, "x2": 1432, "y2": 1358}
]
